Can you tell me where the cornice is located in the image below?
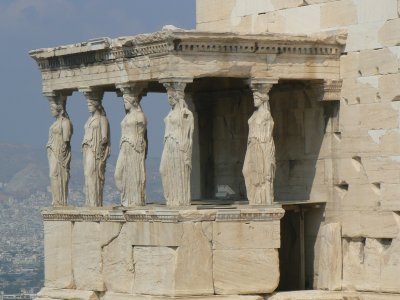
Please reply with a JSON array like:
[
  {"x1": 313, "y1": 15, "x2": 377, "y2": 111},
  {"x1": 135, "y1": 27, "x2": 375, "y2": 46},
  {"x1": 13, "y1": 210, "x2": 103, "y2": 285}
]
[{"x1": 30, "y1": 30, "x2": 345, "y2": 71}]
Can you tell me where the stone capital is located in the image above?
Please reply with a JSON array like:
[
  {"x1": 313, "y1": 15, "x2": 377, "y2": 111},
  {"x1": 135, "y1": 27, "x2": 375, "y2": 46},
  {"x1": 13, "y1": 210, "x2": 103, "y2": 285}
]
[
  {"x1": 248, "y1": 78, "x2": 278, "y2": 103},
  {"x1": 159, "y1": 77, "x2": 193, "y2": 84},
  {"x1": 79, "y1": 88, "x2": 104, "y2": 101},
  {"x1": 248, "y1": 78, "x2": 278, "y2": 92},
  {"x1": 322, "y1": 79, "x2": 342, "y2": 101},
  {"x1": 43, "y1": 91, "x2": 72, "y2": 105},
  {"x1": 116, "y1": 82, "x2": 148, "y2": 98},
  {"x1": 160, "y1": 77, "x2": 193, "y2": 94}
]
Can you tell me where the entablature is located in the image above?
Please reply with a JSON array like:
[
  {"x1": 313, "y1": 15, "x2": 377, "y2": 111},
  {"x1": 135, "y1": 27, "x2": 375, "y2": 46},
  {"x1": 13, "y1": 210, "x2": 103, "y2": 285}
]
[{"x1": 30, "y1": 29, "x2": 345, "y2": 93}]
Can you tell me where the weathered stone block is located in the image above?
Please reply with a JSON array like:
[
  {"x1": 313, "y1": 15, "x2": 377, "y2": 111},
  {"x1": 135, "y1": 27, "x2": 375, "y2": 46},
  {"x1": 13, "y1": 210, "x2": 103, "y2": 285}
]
[
  {"x1": 380, "y1": 236, "x2": 400, "y2": 293},
  {"x1": 338, "y1": 101, "x2": 360, "y2": 129},
  {"x1": 283, "y1": 5, "x2": 321, "y2": 34},
  {"x1": 123, "y1": 221, "x2": 183, "y2": 247},
  {"x1": 103, "y1": 292, "x2": 264, "y2": 300},
  {"x1": 359, "y1": 156, "x2": 400, "y2": 185},
  {"x1": 340, "y1": 52, "x2": 360, "y2": 79},
  {"x1": 213, "y1": 249, "x2": 279, "y2": 294},
  {"x1": 355, "y1": 0, "x2": 397, "y2": 23},
  {"x1": 309, "y1": 184, "x2": 331, "y2": 202},
  {"x1": 268, "y1": 290, "x2": 343, "y2": 300},
  {"x1": 271, "y1": 0, "x2": 305, "y2": 11},
  {"x1": 381, "y1": 183, "x2": 400, "y2": 211},
  {"x1": 196, "y1": 0, "x2": 235, "y2": 23},
  {"x1": 304, "y1": 0, "x2": 337, "y2": 3},
  {"x1": 101, "y1": 223, "x2": 135, "y2": 294},
  {"x1": 379, "y1": 18, "x2": 400, "y2": 47},
  {"x1": 72, "y1": 222, "x2": 104, "y2": 291},
  {"x1": 345, "y1": 21, "x2": 385, "y2": 52},
  {"x1": 330, "y1": 210, "x2": 398, "y2": 238},
  {"x1": 342, "y1": 237, "x2": 400, "y2": 292},
  {"x1": 378, "y1": 73, "x2": 400, "y2": 101},
  {"x1": 37, "y1": 287, "x2": 99, "y2": 300},
  {"x1": 379, "y1": 129, "x2": 400, "y2": 156},
  {"x1": 341, "y1": 78, "x2": 378, "y2": 105},
  {"x1": 44, "y1": 221, "x2": 74, "y2": 289},
  {"x1": 321, "y1": 0, "x2": 358, "y2": 29},
  {"x1": 359, "y1": 103, "x2": 399, "y2": 130},
  {"x1": 213, "y1": 221, "x2": 280, "y2": 249},
  {"x1": 232, "y1": 0, "x2": 273, "y2": 17},
  {"x1": 333, "y1": 157, "x2": 368, "y2": 185},
  {"x1": 175, "y1": 222, "x2": 214, "y2": 295},
  {"x1": 231, "y1": 15, "x2": 253, "y2": 34},
  {"x1": 316, "y1": 223, "x2": 342, "y2": 291},
  {"x1": 338, "y1": 184, "x2": 380, "y2": 210},
  {"x1": 133, "y1": 246, "x2": 177, "y2": 295},
  {"x1": 359, "y1": 48, "x2": 398, "y2": 76}
]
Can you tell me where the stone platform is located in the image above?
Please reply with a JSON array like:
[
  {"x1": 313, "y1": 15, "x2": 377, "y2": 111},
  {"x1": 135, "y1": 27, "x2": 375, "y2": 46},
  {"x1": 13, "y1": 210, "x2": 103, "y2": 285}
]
[
  {"x1": 267, "y1": 290, "x2": 400, "y2": 300},
  {"x1": 38, "y1": 205, "x2": 284, "y2": 299}
]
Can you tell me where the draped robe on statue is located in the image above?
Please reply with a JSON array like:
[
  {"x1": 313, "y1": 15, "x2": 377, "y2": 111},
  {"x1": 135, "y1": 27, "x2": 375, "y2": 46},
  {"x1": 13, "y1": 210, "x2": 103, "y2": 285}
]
[
  {"x1": 243, "y1": 106, "x2": 275, "y2": 205},
  {"x1": 82, "y1": 115, "x2": 110, "y2": 207},
  {"x1": 115, "y1": 110, "x2": 147, "y2": 206},
  {"x1": 47, "y1": 117, "x2": 72, "y2": 206},
  {"x1": 160, "y1": 106, "x2": 193, "y2": 206}
]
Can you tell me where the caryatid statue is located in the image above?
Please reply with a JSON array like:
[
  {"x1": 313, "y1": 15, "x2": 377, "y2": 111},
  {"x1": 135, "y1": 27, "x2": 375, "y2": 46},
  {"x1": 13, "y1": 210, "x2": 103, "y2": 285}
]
[
  {"x1": 243, "y1": 79, "x2": 277, "y2": 205},
  {"x1": 115, "y1": 84, "x2": 148, "y2": 206},
  {"x1": 160, "y1": 81, "x2": 194, "y2": 207},
  {"x1": 81, "y1": 90, "x2": 110, "y2": 207},
  {"x1": 46, "y1": 93, "x2": 73, "y2": 207}
]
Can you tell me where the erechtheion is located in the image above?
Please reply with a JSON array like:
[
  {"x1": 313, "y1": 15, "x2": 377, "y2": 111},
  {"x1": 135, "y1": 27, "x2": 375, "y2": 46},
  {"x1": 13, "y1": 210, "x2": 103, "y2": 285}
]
[{"x1": 30, "y1": 1, "x2": 400, "y2": 299}]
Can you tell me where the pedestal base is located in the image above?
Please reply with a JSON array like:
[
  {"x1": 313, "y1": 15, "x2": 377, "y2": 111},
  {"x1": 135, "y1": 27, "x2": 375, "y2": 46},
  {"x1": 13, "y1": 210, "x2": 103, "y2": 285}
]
[{"x1": 40, "y1": 205, "x2": 284, "y2": 298}]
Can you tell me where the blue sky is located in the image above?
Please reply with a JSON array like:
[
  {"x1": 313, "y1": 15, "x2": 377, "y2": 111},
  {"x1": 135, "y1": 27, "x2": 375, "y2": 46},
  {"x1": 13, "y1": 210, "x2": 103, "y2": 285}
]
[{"x1": 0, "y1": 0, "x2": 196, "y2": 158}]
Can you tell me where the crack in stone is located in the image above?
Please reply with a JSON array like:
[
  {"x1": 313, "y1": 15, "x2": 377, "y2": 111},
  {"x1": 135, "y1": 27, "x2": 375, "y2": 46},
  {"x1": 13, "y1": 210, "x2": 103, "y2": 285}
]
[
  {"x1": 70, "y1": 221, "x2": 77, "y2": 289},
  {"x1": 101, "y1": 223, "x2": 123, "y2": 249}
]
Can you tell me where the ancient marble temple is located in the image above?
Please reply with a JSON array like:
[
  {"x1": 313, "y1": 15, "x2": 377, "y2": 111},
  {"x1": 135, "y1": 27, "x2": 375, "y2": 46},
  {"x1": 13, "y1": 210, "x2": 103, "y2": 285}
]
[{"x1": 29, "y1": 17, "x2": 354, "y2": 299}]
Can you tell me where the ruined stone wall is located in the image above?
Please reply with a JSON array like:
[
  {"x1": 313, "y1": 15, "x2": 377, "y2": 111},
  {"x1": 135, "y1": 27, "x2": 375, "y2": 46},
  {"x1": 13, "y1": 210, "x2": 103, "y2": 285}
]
[{"x1": 197, "y1": 0, "x2": 400, "y2": 293}]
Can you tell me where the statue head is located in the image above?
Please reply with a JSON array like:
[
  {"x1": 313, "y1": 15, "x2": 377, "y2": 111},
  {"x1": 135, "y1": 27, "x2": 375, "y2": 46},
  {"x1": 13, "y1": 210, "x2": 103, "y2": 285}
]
[
  {"x1": 87, "y1": 99, "x2": 106, "y2": 116},
  {"x1": 50, "y1": 102, "x2": 69, "y2": 119},
  {"x1": 253, "y1": 90, "x2": 269, "y2": 108},
  {"x1": 123, "y1": 93, "x2": 141, "y2": 112},
  {"x1": 167, "y1": 90, "x2": 180, "y2": 107},
  {"x1": 50, "y1": 103, "x2": 62, "y2": 116},
  {"x1": 163, "y1": 82, "x2": 187, "y2": 109}
]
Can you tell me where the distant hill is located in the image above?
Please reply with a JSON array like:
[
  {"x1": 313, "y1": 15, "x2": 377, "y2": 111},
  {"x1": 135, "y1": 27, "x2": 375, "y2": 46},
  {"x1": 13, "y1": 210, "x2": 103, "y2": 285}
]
[
  {"x1": 0, "y1": 143, "x2": 47, "y2": 183},
  {"x1": 0, "y1": 143, "x2": 163, "y2": 202},
  {"x1": 5, "y1": 163, "x2": 48, "y2": 198}
]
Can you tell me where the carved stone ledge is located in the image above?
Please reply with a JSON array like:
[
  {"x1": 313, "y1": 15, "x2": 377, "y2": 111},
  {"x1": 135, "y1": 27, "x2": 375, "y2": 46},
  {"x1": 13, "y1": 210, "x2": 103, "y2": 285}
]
[
  {"x1": 216, "y1": 208, "x2": 284, "y2": 222},
  {"x1": 42, "y1": 206, "x2": 285, "y2": 223},
  {"x1": 125, "y1": 211, "x2": 180, "y2": 223}
]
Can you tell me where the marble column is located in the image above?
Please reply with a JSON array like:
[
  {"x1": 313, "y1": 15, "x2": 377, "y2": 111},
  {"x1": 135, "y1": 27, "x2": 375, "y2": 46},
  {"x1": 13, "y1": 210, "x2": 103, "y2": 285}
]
[
  {"x1": 115, "y1": 83, "x2": 148, "y2": 206},
  {"x1": 243, "y1": 79, "x2": 278, "y2": 205},
  {"x1": 80, "y1": 89, "x2": 110, "y2": 207},
  {"x1": 45, "y1": 91, "x2": 73, "y2": 207},
  {"x1": 159, "y1": 78, "x2": 194, "y2": 207}
]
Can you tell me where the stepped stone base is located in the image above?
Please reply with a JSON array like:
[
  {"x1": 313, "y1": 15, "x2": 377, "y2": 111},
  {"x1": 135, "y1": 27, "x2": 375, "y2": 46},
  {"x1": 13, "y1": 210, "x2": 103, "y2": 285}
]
[
  {"x1": 36, "y1": 288, "x2": 264, "y2": 300},
  {"x1": 268, "y1": 290, "x2": 400, "y2": 300}
]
